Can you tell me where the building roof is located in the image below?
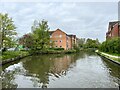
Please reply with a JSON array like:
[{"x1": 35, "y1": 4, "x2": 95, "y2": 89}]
[
  {"x1": 49, "y1": 28, "x2": 77, "y2": 38},
  {"x1": 109, "y1": 21, "x2": 120, "y2": 28},
  {"x1": 67, "y1": 34, "x2": 76, "y2": 38},
  {"x1": 49, "y1": 31, "x2": 54, "y2": 35},
  {"x1": 49, "y1": 28, "x2": 67, "y2": 35}
]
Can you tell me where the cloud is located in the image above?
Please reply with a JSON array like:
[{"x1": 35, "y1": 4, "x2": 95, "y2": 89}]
[{"x1": 0, "y1": 2, "x2": 118, "y2": 42}]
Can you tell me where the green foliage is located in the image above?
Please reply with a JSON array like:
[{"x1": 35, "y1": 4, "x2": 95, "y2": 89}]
[
  {"x1": 49, "y1": 48, "x2": 64, "y2": 50},
  {"x1": 0, "y1": 13, "x2": 17, "y2": 49},
  {"x1": 65, "y1": 49, "x2": 76, "y2": 54},
  {"x1": 19, "y1": 33, "x2": 33, "y2": 49},
  {"x1": 73, "y1": 44, "x2": 80, "y2": 52},
  {"x1": 77, "y1": 38, "x2": 86, "y2": 48},
  {"x1": 84, "y1": 38, "x2": 100, "y2": 49},
  {"x1": 99, "y1": 37, "x2": 120, "y2": 54},
  {"x1": 31, "y1": 20, "x2": 50, "y2": 50},
  {"x1": 1, "y1": 51, "x2": 29, "y2": 60},
  {"x1": 77, "y1": 38, "x2": 100, "y2": 50}
]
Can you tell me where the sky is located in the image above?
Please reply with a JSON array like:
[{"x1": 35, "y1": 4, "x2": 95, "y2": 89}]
[{"x1": 0, "y1": 1, "x2": 119, "y2": 42}]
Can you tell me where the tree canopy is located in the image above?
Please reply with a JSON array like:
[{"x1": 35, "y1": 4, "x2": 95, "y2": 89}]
[
  {"x1": 99, "y1": 37, "x2": 120, "y2": 54},
  {"x1": 0, "y1": 13, "x2": 17, "y2": 49},
  {"x1": 31, "y1": 20, "x2": 50, "y2": 50}
]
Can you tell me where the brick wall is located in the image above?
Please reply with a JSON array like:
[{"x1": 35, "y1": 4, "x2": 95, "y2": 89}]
[
  {"x1": 106, "y1": 21, "x2": 120, "y2": 39},
  {"x1": 50, "y1": 29, "x2": 77, "y2": 50},
  {"x1": 50, "y1": 29, "x2": 67, "y2": 50},
  {"x1": 111, "y1": 23, "x2": 119, "y2": 37}
]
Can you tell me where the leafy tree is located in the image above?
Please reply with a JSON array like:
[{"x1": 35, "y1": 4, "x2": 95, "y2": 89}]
[
  {"x1": 85, "y1": 38, "x2": 100, "y2": 49},
  {"x1": 77, "y1": 38, "x2": 86, "y2": 48},
  {"x1": 0, "y1": 31, "x2": 2, "y2": 48},
  {"x1": 19, "y1": 33, "x2": 33, "y2": 49},
  {"x1": 31, "y1": 20, "x2": 50, "y2": 50},
  {"x1": 99, "y1": 37, "x2": 120, "y2": 54},
  {"x1": 0, "y1": 13, "x2": 17, "y2": 50}
]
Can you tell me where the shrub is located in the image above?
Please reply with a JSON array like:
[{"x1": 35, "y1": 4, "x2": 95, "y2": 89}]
[
  {"x1": 49, "y1": 48, "x2": 64, "y2": 50},
  {"x1": 99, "y1": 37, "x2": 120, "y2": 54}
]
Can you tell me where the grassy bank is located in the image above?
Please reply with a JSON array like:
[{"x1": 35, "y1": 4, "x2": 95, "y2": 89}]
[
  {"x1": 96, "y1": 50, "x2": 120, "y2": 63},
  {"x1": 0, "y1": 49, "x2": 77, "y2": 61},
  {"x1": 0, "y1": 51, "x2": 29, "y2": 61}
]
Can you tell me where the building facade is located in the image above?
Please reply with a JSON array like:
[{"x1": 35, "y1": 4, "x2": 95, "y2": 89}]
[
  {"x1": 49, "y1": 29, "x2": 77, "y2": 50},
  {"x1": 106, "y1": 21, "x2": 120, "y2": 39}
]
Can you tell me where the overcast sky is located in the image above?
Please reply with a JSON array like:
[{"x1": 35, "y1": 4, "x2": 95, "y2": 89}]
[{"x1": 0, "y1": 1, "x2": 118, "y2": 42}]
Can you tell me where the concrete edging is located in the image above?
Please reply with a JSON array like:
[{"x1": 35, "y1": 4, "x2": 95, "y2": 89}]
[{"x1": 96, "y1": 51, "x2": 120, "y2": 65}]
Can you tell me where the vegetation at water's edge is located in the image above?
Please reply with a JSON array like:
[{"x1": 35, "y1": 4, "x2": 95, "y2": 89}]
[
  {"x1": 0, "y1": 51, "x2": 29, "y2": 61},
  {"x1": 97, "y1": 50, "x2": 120, "y2": 62},
  {"x1": 99, "y1": 37, "x2": 120, "y2": 56}
]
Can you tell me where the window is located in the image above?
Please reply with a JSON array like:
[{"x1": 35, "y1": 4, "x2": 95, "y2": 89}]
[
  {"x1": 55, "y1": 40, "x2": 58, "y2": 42},
  {"x1": 60, "y1": 46, "x2": 62, "y2": 48},
  {"x1": 67, "y1": 45, "x2": 68, "y2": 47},
  {"x1": 59, "y1": 35, "x2": 62, "y2": 38},
  {"x1": 60, "y1": 40, "x2": 62, "y2": 42},
  {"x1": 56, "y1": 46, "x2": 58, "y2": 47}
]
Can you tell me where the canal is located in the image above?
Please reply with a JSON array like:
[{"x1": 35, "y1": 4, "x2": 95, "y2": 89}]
[{"x1": 1, "y1": 51, "x2": 120, "y2": 88}]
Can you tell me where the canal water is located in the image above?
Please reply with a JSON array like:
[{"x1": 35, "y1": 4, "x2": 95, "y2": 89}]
[{"x1": 1, "y1": 51, "x2": 120, "y2": 88}]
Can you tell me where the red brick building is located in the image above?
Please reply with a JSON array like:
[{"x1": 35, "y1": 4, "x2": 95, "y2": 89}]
[
  {"x1": 106, "y1": 21, "x2": 120, "y2": 39},
  {"x1": 49, "y1": 29, "x2": 77, "y2": 50}
]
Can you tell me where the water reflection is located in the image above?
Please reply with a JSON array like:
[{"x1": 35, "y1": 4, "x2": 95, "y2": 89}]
[
  {"x1": 1, "y1": 51, "x2": 120, "y2": 88},
  {"x1": 100, "y1": 56, "x2": 120, "y2": 85},
  {"x1": 22, "y1": 53, "x2": 84, "y2": 88}
]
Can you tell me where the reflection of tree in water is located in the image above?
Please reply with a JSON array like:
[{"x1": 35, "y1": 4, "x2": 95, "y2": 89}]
[
  {"x1": 0, "y1": 66, "x2": 2, "y2": 89},
  {"x1": 1, "y1": 70, "x2": 18, "y2": 89},
  {"x1": 22, "y1": 53, "x2": 85, "y2": 88},
  {"x1": 22, "y1": 55, "x2": 51, "y2": 88},
  {"x1": 85, "y1": 50, "x2": 97, "y2": 56},
  {"x1": 101, "y1": 57, "x2": 120, "y2": 86}
]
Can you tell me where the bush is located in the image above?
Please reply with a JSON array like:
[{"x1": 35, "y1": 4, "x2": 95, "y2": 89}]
[
  {"x1": 48, "y1": 48, "x2": 64, "y2": 50},
  {"x1": 99, "y1": 37, "x2": 120, "y2": 54},
  {"x1": 1, "y1": 51, "x2": 29, "y2": 60}
]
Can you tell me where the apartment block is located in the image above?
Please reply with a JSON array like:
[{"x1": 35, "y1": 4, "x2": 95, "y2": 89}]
[
  {"x1": 106, "y1": 21, "x2": 120, "y2": 39},
  {"x1": 49, "y1": 29, "x2": 77, "y2": 50}
]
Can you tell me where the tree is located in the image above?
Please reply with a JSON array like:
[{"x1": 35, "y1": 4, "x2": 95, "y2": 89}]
[
  {"x1": 0, "y1": 31, "x2": 2, "y2": 48},
  {"x1": 0, "y1": 13, "x2": 17, "y2": 50},
  {"x1": 31, "y1": 20, "x2": 50, "y2": 50},
  {"x1": 19, "y1": 33, "x2": 33, "y2": 49},
  {"x1": 77, "y1": 38, "x2": 86, "y2": 48},
  {"x1": 85, "y1": 38, "x2": 100, "y2": 49},
  {"x1": 99, "y1": 37, "x2": 120, "y2": 54}
]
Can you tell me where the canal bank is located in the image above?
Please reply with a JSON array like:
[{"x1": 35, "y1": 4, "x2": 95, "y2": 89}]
[
  {"x1": 1, "y1": 50, "x2": 77, "y2": 65},
  {"x1": 96, "y1": 50, "x2": 120, "y2": 65},
  {"x1": 1, "y1": 54, "x2": 31, "y2": 65}
]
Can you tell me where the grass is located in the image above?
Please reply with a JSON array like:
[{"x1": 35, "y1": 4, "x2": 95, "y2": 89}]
[
  {"x1": 1, "y1": 51, "x2": 29, "y2": 61},
  {"x1": 97, "y1": 50, "x2": 120, "y2": 63},
  {"x1": 0, "y1": 49, "x2": 77, "y2": 62},
  {"x1": 106, "y1": 52, "x2": 120, "y2": 57}
]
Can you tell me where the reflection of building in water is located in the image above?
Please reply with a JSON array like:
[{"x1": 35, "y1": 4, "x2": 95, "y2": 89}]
[
  {"x1": 49, "y1": 55, "x2": 76, "y2": 76},
  {"x1": 21, "y1": 54, "x2": 81, "y2": 88}
]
